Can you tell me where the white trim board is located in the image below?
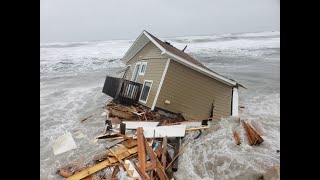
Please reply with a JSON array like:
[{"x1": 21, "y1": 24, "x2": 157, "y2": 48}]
[
  {"x1": 142, "y1": 125, "x2": 186, "y2": 138},
  {"x1": 122, "y1": 121, "x2": 159, "y2": 129},
  {"x1": 151, "y1": 58, "x2": 171, "y2": 110},
  {"x1": 232, "y1": 87, "x2": 239, "y2": 116},
  {"x1": 139, "y1": 80, "x2": 153, "y2": 104}
]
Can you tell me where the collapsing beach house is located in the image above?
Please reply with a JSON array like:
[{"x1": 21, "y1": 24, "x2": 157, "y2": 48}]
[{"x1": 103, "y1": 30, "x2": 243, "y2": 120}]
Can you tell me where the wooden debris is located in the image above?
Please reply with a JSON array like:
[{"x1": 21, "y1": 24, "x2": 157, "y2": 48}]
[
  {"x1": 137, "y1": 127, "x2": 146, "y2": 172},
  {"x1": 242, "y1": 120, "x2": 264, "y2": 145},
  {"x1": 110, "y1": 108, "x2": 134, "y2": 119},
  {"x1": 109, "y1": 149, "x2": 138, "y2": 179},
  {"x1": 111, "y1": 165, "x2": 120, "y2": 179},
  {"x1": 132, "y1": 161, "x2": 150, "y2": 180},
  {"x1": 144, "y1": 136, "x2": 157, "y2": 170},
  {"x1": 65, "y1": 159, "x2": 118, "y2": 180},
  {"x1": 185, "y1": 126, "x2": 209, "y2": 131},
  {"x1": 161, "y1": 136, "x2": 168, "y2": 169},
  {"x1": 251, "y1": 121, "x2": 263, "y2": 136},
  {"x1": 155, "y1": 158, "x2": 169, "y2": 180},
  {"x1": 233, "y1": 131, "x2": 241, "y2": 145},
  {"x1": 120, "y1": 139, "x2": 138, "y2": 148}
]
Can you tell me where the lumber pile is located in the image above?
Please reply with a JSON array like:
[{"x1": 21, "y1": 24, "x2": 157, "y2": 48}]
[
  {"x1": 57, "y1": 127, "x2": 191, "y2": 180},
  {"x1": 242, "y1": 120, "x2": 264, "y2": 146},
  {"x1": 58, "y1": 100, "x2": 211, "y2": 179}
]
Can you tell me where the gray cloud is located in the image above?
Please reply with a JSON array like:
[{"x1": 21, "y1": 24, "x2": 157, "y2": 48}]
[{"x1": 40, "y1": 0, "x2": 279, "y2": 42}]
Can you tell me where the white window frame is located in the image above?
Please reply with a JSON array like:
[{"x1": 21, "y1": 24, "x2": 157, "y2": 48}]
[
  {"x1": 139, "y1": 62, "x2": 148, "y2": 75},
  {"x1": 131, "y1": 62, "x2": 141, "y2": 81},
  {"x1": 139, "y1": 80, "x2": 153, "y2": 104}
]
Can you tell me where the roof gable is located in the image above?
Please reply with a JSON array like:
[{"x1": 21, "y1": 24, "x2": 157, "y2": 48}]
[{"x1": 122, "y1": 30, "x2": 241, "y2": 87}]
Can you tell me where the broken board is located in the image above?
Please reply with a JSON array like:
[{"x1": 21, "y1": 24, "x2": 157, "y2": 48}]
[{"x1": 142, "y1": 125, "x2": 186, "y2": 138}]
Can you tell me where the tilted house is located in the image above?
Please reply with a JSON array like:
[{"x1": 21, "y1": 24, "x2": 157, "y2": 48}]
[{"x1": 104, "y1": 30, "x2": 243, "y2": 120}]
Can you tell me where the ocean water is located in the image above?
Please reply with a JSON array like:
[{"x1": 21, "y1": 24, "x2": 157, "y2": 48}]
[{"x1": 40, "y1": 31, "x2": 280, "y2": 179}]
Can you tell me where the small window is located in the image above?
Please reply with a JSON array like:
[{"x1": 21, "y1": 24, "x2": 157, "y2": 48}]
[
  {"x1": 139, "y1": 80, "x2": 153, "y2": 103},
  {"x1": 139, "y1": 62, "x2": 147, "y2": 75}
]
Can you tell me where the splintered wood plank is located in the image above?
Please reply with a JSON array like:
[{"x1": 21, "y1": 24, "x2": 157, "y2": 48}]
[
  {"x1": 109, "y1": 149, "x2": 136, "y2": 179},
  {"x1": 111, "y1": 145, "x2": 129, "y2": 156},
  {"x1": 242, "y1": 121, "x2": 253, "y2": 145},
  {"x1": 247, "y1": 124, "x2": 264, "y2": 144},
  {"x1": 155, "y1": 144, "x2": 163, "y2": 158},
  {"x1": 144, "y1": 137, "x2": 157, "y2": 170},
  {"x1": 161, "y1": 136, "x2": 168, "y2": 169},
  {"x1": 156, "y1": 158, "x2": 169, "y2": 180},
  {"x1": 66, "y1": 159, "x2": 113, "y2": 180},
  {"x1": 117, "y1": 151, "x2": 131, "y2": 160},
  {"x1": 120, "y1": 139, "x2": 138, "y2": 148},
  {"x1": 128, "y1": 146, "x2": 138, "y2": 154},
  {"x1": 108, "y1": 157, "x2": 118, "y2": 164},
  {"x1": 133, "y1": 161, "x2": 150, "y2": 180},
  {"x1": 137, "y1": 127, "x2": 146, "y2": 172}
]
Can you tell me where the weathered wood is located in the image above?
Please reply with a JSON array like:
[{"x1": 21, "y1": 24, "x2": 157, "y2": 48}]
[
  {"x1": 128, "y1": 146, "x2": 138, "y2": 154},
  {"x1": 247, "y1": 123, "x2": 264, "y2": 144},
  {"x1": 185, "y1": 126, "x2": 209, "y2": 131},
  {"x1": 161, "y1": 136, "x2": 168, "y2": 169},
  {"x1": 66, "y1": 159, "x2": 116, "y2": 180},
  {"x1": 242, "y1": 121, "x2": 253, "y2": 145},
  {"x1": 156, "y1": 158, "x2": 169, "y2": 180},
  {"x1": 109, "y1": 149, "x2": 136, "y2": 179},
  {"x1": 108, "y1": 157, "x2": 118, "y2": 164},
  {"x1": 233, "y1": 131, "x2": 241, "y2": 145},
  {"x1": 166, "y1": 141, "x2": 190, "y2": 170},
  {"x1": 110, "y1": 108, "x2": 134, "y2": 119},
  {"x1": 144, "y1": 137, "x2": 157, "y2": 170},
  {"x1": 137, "y1": 127, "x2": 146, "y2": 172},
  {"x1": 120, "y1": 139, "x2": 138, "y2": 148},
  {"x1": 120, "y1": 123, "x2": 126, "y2": 135},
  {"x1": 133, "y1": 161, "x2": 151, "y2": 180},
  {"x1": 117, "y1": 151, "x2": 131, "y2": 160},
  {"x1": 111, "y1": 165, "x2": 120, "y2": 179}
]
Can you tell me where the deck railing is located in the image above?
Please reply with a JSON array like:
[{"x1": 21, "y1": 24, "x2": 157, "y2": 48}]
[{"x1": 102, "y1": 76, "x2": 143, "y2": 104}]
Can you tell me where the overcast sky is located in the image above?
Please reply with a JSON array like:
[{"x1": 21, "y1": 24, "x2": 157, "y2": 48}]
[{"x1": 40, "y1": 0, "x2": 279, "y2": 43}]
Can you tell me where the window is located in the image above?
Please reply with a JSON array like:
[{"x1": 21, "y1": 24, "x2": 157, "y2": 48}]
[
  {"x1": 139, "y1": 80, "x2": 153, "y2": 103},
  {"x1": 139, "y1": 62, "x2": 147, "y2": 75}
]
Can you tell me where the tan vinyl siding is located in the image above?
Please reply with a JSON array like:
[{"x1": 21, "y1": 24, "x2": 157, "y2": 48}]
[
  {"x1": 156, "y1": 60, "x2": 232, "y2": 120},
  {"x1": 124, "y1": 42, "x2": 167, "y2": 108}
]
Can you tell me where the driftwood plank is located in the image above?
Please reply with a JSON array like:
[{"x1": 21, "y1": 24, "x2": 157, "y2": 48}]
[
  {"x1": 66, "y1": 159, "x2": 114, "y2": 180},
  {"x1": 137, "y1": 127, "x2": 146, "y2": 172}
]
